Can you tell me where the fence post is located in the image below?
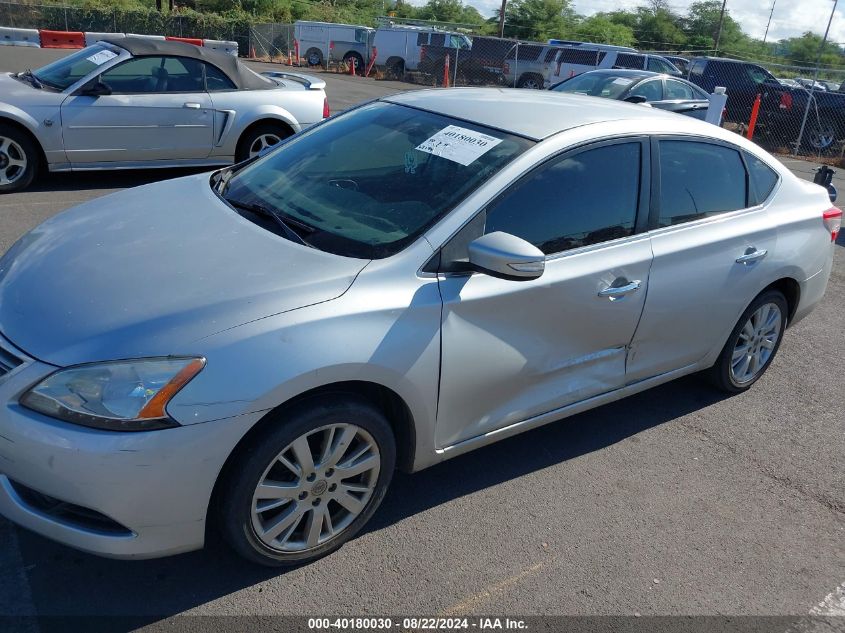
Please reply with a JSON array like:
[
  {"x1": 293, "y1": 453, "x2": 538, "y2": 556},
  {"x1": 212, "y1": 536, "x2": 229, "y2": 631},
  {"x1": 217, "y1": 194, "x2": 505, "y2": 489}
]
[
  {"x1": 453, "y1": 47, "x2": 459, "y2": 87},
  {"x1": 514, "y1": 42, "x2": 519, "y2": 88},
  {"x1": 63, "y1": 7, "x2": 68, "y2": 31}
]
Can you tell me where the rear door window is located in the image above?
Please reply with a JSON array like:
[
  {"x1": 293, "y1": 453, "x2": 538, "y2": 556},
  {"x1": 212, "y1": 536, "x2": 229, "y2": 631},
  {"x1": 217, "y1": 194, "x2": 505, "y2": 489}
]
[
  {"x1": 615, "y1": 53, "x2": 646, "y2": 70},
  {"x1": 658, "y1": 140, "x2": 748, "y2": 227},
  {"x1": 664, "y1": 79, "x2": 695, "y2": 100}
]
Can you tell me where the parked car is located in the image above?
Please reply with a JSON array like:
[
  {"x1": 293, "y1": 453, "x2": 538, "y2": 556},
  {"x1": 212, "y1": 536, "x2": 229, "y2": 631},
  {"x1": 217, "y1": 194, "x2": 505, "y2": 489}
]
[
  {"x1": 550, "y1": 69, "x2": 718, "y2": 122},
  {"x1": 778, "y1": 77, "x2": 801, "y2": 89},
  {"x1": 688, "y1": 57, "x2": 845, "y2": 152},
  {"x1": 374, "y1": 25, "x2": 471, "y2": 78},
  {"x1": 294, "y1": 20, "x2": 374, "y2": 72},
  {"x1": 0, "y1": 89, "x2": 838, "y2": 566},
  {"x1": 795, "y1": 77, "x2": 829, "y2": 92},
  {"x1": 0, "y1": 38, "x2": 328, "y2": 192},
  {"x1": 504, "y1": 45, "x2": 681, "y2": 90},
  {"x1": 662, "y1": 54, "x2": 690, "y2": 76}
]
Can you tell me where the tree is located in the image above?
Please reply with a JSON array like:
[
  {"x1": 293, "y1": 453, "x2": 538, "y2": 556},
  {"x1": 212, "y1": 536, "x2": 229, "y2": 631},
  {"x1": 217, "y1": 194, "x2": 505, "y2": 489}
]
[
  {"x1": 503, "y1": 0, "x2": 576, "y2": 41},
  {"x1": 574, "y1": 15, "x2": 635, "y2": 47},
  {"x1": 684, "y1": 0, "x2": 743, "y2": 52},
  {"x1": 780, "y1": 31, "x2": 844, "y2": 68}
]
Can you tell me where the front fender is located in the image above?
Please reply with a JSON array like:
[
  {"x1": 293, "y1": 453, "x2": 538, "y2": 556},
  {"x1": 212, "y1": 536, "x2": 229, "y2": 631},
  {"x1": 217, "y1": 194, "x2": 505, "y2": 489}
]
[{"x1": 0, "y1": 102, "x2": 64, "y2": 164}]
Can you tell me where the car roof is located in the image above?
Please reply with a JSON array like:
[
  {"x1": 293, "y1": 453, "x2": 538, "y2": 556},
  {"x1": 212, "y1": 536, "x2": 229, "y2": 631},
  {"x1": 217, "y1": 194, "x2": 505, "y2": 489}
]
[
  {"x1": 384, "y1": 88, "x2": 695, "y2": 141},
  {"x1": 104, "y1": 37, "x2": 275, "y2": 90},
  {"x1": 579, "y1": 69, "x2": 658, "y2": 79}
]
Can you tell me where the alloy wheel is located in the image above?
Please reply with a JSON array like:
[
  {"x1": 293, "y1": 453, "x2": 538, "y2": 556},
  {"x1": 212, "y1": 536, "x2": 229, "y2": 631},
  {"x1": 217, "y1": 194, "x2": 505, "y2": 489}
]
[
  {"x1": 0, "y1": 135, "x2": 27, "y2": 186},
  {"x1": 730, "y1": 302, "x2": 782, "y2": 385},
  {"x1": 250, "y1": 423, "x2": 381, "y2": 553},
  {"x1": 248, "y1": 133, "x2": 282, "y2": 158}
]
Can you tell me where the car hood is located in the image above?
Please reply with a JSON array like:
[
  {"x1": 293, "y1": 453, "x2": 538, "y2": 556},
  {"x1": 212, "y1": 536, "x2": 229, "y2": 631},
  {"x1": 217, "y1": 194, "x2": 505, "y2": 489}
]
[
  {"x1": 0, "y1": 174, "x2": 368, "y2": 366},
  {"x1": 0, "y1": 72, "x2": 62, "y2": 105}
]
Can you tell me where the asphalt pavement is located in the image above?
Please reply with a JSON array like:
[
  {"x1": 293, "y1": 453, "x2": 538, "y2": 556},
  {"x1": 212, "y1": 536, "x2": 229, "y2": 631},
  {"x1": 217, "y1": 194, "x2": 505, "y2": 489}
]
[{"x1": 0, "y1": 47, "x2": 843, "y2": 627}]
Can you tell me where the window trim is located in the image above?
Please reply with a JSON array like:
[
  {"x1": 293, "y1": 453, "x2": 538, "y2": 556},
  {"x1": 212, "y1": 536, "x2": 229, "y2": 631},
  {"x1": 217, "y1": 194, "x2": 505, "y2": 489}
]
[
  {"x1": 648, "y1": 134, "x2": 775, "y2": 233},
  {"x1": 428, "y1": 135, "x2": 652, "y2": 274}
]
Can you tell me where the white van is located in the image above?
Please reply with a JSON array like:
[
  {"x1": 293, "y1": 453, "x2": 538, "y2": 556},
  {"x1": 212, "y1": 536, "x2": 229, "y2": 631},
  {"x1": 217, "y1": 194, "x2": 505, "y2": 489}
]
[
  {"x1": 294, "y1": 21, "x2": 374, "y2": 72},
  {"x1": 374, "y1": 25, "x2": 471, "y2": 77}
]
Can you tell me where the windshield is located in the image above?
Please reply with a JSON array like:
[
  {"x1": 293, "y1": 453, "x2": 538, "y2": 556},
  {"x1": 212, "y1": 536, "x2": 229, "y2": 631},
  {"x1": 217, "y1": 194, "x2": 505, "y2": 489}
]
[
  {"x1": 33, "y1": 44, "x2": 122, "y2": 90},
  {"x1": 221, "y1": 102, "x2": 533, "y2": 259},
  {"x1": 552, "y1": 73, "x2": 636, "y2": 98}
]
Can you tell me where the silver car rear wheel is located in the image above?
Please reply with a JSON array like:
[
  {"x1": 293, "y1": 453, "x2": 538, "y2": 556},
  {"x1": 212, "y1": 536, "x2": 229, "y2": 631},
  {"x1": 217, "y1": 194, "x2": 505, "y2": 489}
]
[
  {"x1": 729, "y1": 302, "x2": 782, "y2": 385},
  {"x1": 248, "y1": 133, "x2": 283, "y2": 159},
  {"x1": 251, "y1": 423, "x2": 381, "y2": 553}
]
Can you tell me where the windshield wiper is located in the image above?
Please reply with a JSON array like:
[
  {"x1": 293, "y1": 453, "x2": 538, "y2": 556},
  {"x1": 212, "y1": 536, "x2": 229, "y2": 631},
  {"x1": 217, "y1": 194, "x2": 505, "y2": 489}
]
[
  {"x1": 226, "y1": 198, "x2": 316, "y2": 248},
  {"x1": 16, "y1": 69, "x2": 42, "y2": 89}
]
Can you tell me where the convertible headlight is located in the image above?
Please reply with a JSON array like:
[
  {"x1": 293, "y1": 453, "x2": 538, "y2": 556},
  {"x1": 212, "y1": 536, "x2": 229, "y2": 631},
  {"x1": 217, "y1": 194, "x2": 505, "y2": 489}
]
[{"x1": 20, "y1": 357, "x2": 205, "y2": 431}]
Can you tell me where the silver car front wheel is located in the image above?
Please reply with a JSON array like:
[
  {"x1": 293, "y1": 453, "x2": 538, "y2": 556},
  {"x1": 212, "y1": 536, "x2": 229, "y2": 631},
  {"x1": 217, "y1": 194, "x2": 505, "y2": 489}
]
[
  {"x1": 251, "y1": 423, "x2": 381, "y2": 553},
  {"x1": 219, "y1": 396, "x2": 396, "y2": 566},
  {"x1": 247, "y1": 133, "x2": 283, "y2": 159},
  {"x1": 0, "y1": 124, "x2": 38, "y2": 193}
]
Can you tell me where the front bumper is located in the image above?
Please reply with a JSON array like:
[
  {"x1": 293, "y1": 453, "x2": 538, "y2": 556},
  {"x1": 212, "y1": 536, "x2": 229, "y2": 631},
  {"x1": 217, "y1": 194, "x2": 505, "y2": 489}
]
[{"x1": 0, "y1": 345, "x2": 260, "y2": 559}]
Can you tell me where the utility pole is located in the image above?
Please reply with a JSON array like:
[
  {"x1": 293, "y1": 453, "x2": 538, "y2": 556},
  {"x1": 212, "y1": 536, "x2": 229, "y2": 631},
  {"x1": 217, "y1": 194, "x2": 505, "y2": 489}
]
[
  {"x1": 795, "y1": 0, "x2": 838, "y2": 155},
  {"x1": 498, "y1": 0, "x2": 507, "y2": 38},
  {"x1": 714, "y1": 0, "x2": 727, "y2": 52},
  {"x1": 762, "y1": 0, "x2": 776, "y2": 43}
]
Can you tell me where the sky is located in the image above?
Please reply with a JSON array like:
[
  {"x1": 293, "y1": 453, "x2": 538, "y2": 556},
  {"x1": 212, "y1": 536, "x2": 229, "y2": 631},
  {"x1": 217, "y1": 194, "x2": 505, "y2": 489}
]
[{"x1": 417, "y1": 0, "x2": 845, "y2": 46}]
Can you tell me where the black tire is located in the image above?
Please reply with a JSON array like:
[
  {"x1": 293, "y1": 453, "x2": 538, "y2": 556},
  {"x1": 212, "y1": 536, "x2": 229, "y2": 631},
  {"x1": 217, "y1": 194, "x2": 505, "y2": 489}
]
[
  {"x1": 707, "y1": 289, "x2": 788, "y2": 393},
  {"x1": 343, "y1": 52, "x2": 364, "y2": 76},
  {"x1": 218, "y1": 395, "x2": 396, "y2": 567},
  {"x1": 235, "y1": 122, "x2": 292, "y2": 162},
  {"x1": 305, "y1": 48, "x2": 323, "y2": 67},
  {"x1": 517, "y1": 73, "x2": 544, "y2": 90},
  {"x1": 805, "y1": 117, "x2": 837, "y2": 152},
  {"x1": 386, "y1": 58, "x2": 405, "y2": 80},
  {"x1": 0, "y1": 123, "x2": 38, "y2": 193}
]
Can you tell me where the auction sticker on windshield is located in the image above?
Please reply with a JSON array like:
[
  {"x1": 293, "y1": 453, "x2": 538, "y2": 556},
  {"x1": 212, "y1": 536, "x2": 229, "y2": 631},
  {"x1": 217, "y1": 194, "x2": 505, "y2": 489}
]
[
  {"x1": 86, "y1": 49, "x2": 118, "y2": 65},
  {"x1": 415, "y1": 125, "x2": 503, "y2": 166}
]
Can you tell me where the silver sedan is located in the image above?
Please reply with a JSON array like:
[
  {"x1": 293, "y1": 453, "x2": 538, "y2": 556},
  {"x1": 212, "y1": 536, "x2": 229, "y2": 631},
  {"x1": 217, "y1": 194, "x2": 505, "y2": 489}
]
[
  {"x1": 0, "y1": 89, "x2": 839, "y2": 565},
  {"x1": 0, "y1": 37, "x2": 328, "y2": 192}
]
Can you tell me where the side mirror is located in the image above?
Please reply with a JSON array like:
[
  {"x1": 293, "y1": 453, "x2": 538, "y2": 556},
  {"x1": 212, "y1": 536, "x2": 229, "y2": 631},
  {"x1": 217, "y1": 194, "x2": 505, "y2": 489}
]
[
  {"x1": 467, "y1": 232, "x2": 545, "y2": 281},
  {"x1": 81, "y1": 80, "x2": 111, "y2": 97},
  {"x1": 624, "y1": 94, "x2": 648, "y2": 104}
]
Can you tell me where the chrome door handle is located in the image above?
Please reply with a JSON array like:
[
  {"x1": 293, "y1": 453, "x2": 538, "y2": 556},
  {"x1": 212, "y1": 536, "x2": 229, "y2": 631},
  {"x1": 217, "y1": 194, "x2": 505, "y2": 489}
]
[
  {"x1": 598, "y1": 280, "x2": 641, "y2": 299},
  {"x1": 183, "y1": 102, "x2": 201, "y2": 109},
  {"x1": 736, "y1": 249, "x2": 768, "y2": 265}
]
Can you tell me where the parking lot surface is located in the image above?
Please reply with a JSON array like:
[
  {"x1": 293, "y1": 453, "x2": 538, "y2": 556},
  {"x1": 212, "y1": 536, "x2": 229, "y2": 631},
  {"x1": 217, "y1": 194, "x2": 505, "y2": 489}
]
[{"x1": 0, "y1": 48, "x2": 843, "y2": 625}]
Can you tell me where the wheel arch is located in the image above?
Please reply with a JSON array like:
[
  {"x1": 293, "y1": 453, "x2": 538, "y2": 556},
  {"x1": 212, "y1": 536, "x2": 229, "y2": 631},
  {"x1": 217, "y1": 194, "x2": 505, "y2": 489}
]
[
  {"x1": 763, "y1": 277, "x2": 800, "y2": 326},
  {"x1": 0, "y1": 114, "x2": 48, "y2": 169},
  {"x1": 235, "y1": 117, "x2": 297, "y2": 157},
  {"x1": 209, "y1": 380, "x2": 417, "y2": 517}
]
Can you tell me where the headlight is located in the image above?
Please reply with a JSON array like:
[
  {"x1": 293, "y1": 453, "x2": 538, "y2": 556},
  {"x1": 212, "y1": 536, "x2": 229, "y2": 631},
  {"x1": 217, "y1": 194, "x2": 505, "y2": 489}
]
[{"x1": 20, "y1": 357, "x2": 205, "y2": 431}]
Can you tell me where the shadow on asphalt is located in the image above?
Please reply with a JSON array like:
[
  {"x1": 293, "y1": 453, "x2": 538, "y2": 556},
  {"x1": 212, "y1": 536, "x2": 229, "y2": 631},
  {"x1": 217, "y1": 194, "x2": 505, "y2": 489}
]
[{"x1": 16, "y1": 374, "x2": 731, "y2": 627}]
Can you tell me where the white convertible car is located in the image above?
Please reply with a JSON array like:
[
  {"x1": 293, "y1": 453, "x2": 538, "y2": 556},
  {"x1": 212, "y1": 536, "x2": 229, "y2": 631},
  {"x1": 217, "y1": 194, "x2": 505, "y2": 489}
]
[{"x1": 0, "y1": 37, "x2": 329, "y2": 192}]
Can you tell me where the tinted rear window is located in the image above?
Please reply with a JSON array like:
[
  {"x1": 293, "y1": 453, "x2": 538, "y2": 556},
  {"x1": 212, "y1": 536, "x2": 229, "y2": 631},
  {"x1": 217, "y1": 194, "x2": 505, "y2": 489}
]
[
  {"x1": 505, "y1": 45, "x2": 543, "y2": 61},
  {"x1": 658, "y1": 141, "x2": 748, "y2": 227},
  {"x1": 745, "y1": 153, "x2": 779, "y2": 204},
  {"x1": 558, "y1": 48, "x2": 607, "y2": 65}
]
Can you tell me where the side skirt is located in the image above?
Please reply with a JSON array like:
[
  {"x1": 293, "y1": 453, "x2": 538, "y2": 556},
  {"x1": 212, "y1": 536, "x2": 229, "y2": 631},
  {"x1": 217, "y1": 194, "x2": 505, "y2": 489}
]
[{"x1": 432, "y1": 362, "x2": 702, "y2": 464}]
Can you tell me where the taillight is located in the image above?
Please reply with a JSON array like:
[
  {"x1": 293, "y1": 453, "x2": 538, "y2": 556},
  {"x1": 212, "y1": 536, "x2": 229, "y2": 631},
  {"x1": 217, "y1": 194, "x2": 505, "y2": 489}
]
[
  {"x1": 824, "y1": 207, "x2": 842, "y2": 242},
  {"x1": 323, "y1": 97, "x2": 330, "y2": 119},
  {"x1": 780, "y1": 92, "x2": 793, "y2": 110},
  {"x1": 503, "y1": 62, "x2": 510, "y2": 74}
]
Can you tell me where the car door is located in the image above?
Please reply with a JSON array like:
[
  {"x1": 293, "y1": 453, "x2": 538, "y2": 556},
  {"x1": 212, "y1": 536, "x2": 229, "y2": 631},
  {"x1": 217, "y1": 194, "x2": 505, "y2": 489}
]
[
  {"x1": 626, "y1": 138, "x2": 779, "y2": 383},
  {"x1": 60, "y1": 55, "x2": 213, "y2": 164},
  {"x1": 435, "y1": 139, "x2": 653, "y2": 449},
  {"x1": 652, "y1": 78, "x2": 710, "y2": 119}
]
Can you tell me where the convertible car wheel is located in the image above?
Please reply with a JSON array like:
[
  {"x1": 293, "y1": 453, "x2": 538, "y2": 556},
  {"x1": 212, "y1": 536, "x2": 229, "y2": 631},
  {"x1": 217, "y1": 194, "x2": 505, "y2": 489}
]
[
  {"x1": 0, "y1": 124, "x2": 38, "y2": 193},
  {"x1": 218, "y1": 396, "x2": 396, "y2": 567},
  {"x1": 236, "y1": 124, "x2": 292, "y2": 161}
]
